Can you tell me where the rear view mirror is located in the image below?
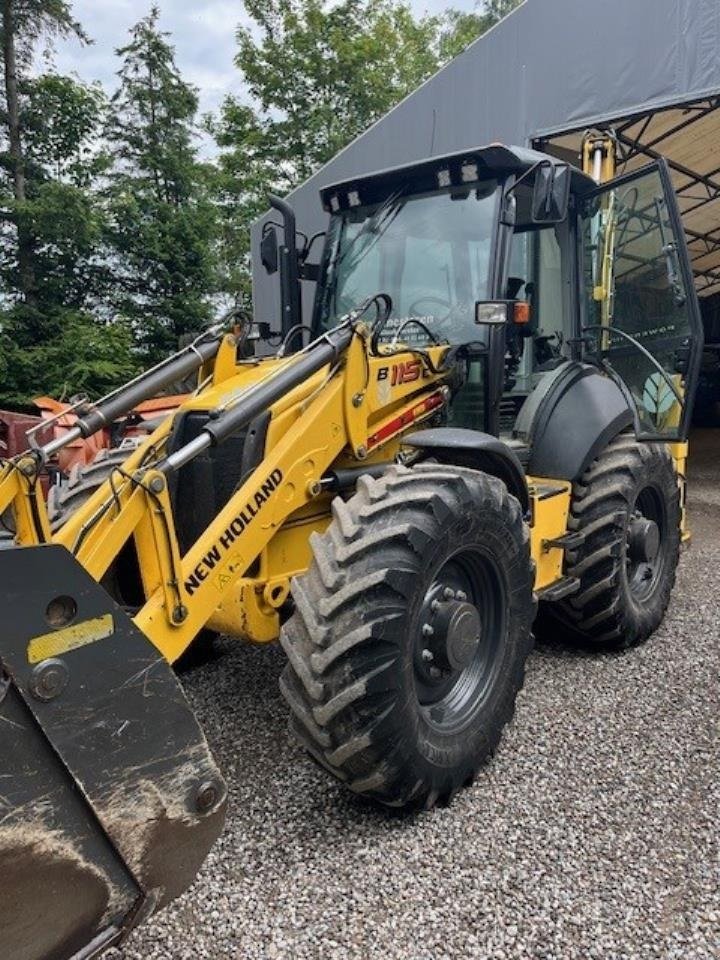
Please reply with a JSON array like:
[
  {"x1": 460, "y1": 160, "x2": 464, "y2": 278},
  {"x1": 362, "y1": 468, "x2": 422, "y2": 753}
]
[
  {"x1": 260, "y1": 223, "x2": 279, "y2": 274},
  {"x1": 532, "y1": 161, "x2": 571, "y2": 223}
]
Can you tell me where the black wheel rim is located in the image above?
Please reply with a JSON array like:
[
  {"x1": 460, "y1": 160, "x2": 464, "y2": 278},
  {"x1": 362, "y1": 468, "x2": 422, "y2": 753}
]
[
  {"x1": 625, "y1": 484, "x2": 668, "y2": 602},
  {"x1": 413, "y1": 547, "x2": 507, "y2": 733}
]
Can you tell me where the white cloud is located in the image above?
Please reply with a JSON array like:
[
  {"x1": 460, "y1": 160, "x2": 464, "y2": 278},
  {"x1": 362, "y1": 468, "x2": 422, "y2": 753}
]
[{"x1": 52, "y1": 0, "x2": 244, "y2": 116}]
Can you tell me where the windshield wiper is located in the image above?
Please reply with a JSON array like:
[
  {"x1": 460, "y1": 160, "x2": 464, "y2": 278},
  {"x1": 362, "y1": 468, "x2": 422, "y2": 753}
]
[
  {"x1": 325, "y1": 191, "x2": 404, "y2": 316},
  {"x1": 337, "y1": 190, "x2": 403, "y2": 271}
]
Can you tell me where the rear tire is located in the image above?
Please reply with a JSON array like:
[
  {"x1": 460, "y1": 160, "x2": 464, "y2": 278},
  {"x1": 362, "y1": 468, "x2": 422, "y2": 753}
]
[
  {"x1": 541, "y1": 433, "x2": 680, "y2": 650},
  {"x1": 279, "y1": 463, "x2": 535, "y2": 809}
]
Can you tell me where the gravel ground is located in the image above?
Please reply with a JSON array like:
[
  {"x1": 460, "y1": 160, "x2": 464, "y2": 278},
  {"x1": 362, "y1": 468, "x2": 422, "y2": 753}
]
[{"x1": 112, "y1": 432, "x2": 720, "y2": 960}]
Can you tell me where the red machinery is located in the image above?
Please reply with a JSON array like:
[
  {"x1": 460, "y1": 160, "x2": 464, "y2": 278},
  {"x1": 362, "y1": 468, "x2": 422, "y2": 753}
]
[{"x1": 0, "y1": 395, "x2": 186, "y2": 488}]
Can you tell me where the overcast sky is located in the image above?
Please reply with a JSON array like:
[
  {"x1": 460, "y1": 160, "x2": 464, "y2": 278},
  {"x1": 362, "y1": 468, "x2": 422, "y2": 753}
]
[{"x1": 53, "y1": 0, "x2": 478, "y2": 122}]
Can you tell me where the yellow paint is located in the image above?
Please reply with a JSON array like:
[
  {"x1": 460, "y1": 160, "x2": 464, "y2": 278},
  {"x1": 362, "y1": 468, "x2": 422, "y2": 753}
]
[
  {"x1": 527, "y1": 477, "x2": 573, "y2": 590},
  {"x1": 2, "y1": 326, "x2": 582, "y2": 662},
  {"x1": 669, "y1": 440, "x2": 690, "y2": 542},
  {"x1": 8, "y1": 315, "x2": 677, "y2": 664},
  {"x1": 27, "y1": 613, "x2": 114, "y2": 664}
]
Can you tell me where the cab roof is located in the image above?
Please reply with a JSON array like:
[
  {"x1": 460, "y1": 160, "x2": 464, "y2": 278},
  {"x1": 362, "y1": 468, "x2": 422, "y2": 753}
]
[{"x1": 319, "y1": 143, "x2": 596, "y2": 213}]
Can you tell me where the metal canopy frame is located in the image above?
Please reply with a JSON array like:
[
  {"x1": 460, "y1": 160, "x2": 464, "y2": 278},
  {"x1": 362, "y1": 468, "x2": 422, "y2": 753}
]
[
  {"x1": 251, "y1": 0, "x2": 720, "y2": 322},
  {"x1": 535, "y1": 95, "x2": 720, "y2": 298}
]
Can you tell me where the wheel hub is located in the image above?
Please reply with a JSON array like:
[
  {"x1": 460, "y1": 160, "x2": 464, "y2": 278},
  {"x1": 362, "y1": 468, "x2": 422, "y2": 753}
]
[
  {"x1": 628, "y1": 515, "x2": 660, "y2": 563},
  {"x1": 421, "y1": 588, "x2": 482, "y2": 674}
]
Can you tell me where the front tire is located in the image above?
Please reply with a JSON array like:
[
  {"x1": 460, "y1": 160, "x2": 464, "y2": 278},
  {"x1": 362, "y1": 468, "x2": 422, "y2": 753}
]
[
  {"x1": 279, "y1": 464, "x2": 535, "y2": 809},
  {"x1": 543, "y1": 433, "x2": 680, "y2": 649}
]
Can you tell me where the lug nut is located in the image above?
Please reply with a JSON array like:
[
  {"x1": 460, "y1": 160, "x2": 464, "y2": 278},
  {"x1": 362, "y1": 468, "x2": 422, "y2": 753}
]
[
  {"x1": 430, "y1": 599, "x2": 441, "y2": 612},
  {"x1": 421, "y1": 648, "x2": 434, "y2": 662},
  {"x1": 443, "y1": 587, "x2": 456, "y2": 600},
  {"x1": 422, "y1": 623, "x2": 434, "y2": 637},
  {"x1": 456, "y1": 590, "x2": 467, "y2": 601},
  {"x1": 429, "y1": 666, "x2": 442, "y2": 679}
]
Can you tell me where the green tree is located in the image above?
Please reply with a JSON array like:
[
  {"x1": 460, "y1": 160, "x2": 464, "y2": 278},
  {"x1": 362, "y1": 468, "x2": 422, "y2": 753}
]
[
  {"x1": 207, "y1": 98, "x2": 280, "y2": 308},
  {"x1": 234, "y1": 0, "x2": 443, "y2": 187},
  {"x1": 210, "y1": 0, "x2": 448, "y2": 306},
  {"x1": 0, "y1": 2, "x2": 132, "y2": 407},
  {"x1": 0, "y1": 314, "x2": 137, "y2": 407},
  {"x1": 441, "y1": 0, "x2": 523, "y2": 60},
  {"x1": 210, "y1": 0, "x2": 520, "y2": 306},
  {"x1": 0, "y1": 0, "x2": 88, "y2": 307},
  {"x1": 105, "y1": 6, "x2": 218, "y2": 361}
]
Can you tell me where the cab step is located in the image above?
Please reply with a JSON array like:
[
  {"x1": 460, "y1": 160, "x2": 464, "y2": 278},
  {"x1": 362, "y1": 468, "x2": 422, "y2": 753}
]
[
  {"x1": 534, "y1": 482, "x2": 569, "y2": 500},
  {"x1": 536, "y1": 576, "x2": 581, "y2": 602},
  {"x1": 542, "y1": 531, "x2": 586, "y2": 552}
]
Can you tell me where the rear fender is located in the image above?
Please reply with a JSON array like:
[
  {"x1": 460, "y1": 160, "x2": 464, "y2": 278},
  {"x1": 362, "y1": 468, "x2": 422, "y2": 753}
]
[{"x1": 515, "y1": 361, "x2": 634, "y2": 480}]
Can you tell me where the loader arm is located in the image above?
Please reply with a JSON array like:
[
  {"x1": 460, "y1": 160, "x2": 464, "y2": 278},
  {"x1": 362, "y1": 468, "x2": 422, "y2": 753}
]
[
  {"x1": 15, "y1": 322, "x2": 451, "y2": 663},
  {"x1": 0, "y1": 317, "x2": 453, "y2": 960},
  {"x1": 1, "y1": 136, "x2": 702, "y2": 957}
]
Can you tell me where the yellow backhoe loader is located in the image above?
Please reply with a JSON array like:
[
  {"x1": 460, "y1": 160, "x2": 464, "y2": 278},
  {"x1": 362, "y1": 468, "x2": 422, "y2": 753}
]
[{"x1": 0, "y1": 141, "x2": 702, "y2": 959}]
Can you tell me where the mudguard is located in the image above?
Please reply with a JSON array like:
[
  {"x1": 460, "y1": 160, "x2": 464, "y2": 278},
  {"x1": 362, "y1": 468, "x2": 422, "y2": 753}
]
[
  {"x1": 403, "y1": 427, "x2": 529, "y2": 513},
  {"x1": 515, "y1": 361, "x2": 634, "y2": 481},
  {"x1": 0, "y1": 544, "x2": 227, "y2": 960}
]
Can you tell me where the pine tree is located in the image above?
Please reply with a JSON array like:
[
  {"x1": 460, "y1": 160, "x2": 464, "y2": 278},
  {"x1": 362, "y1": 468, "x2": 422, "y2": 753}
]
[
  {"x1": 0, "y1": 0, "x2": 135, "y2": 407},
  {"x1": 105, "y1": 6, "x2": 218, "y2": 362},
  {"x1": 1, "y1": 0, "x2": 88, "y2": 309}
]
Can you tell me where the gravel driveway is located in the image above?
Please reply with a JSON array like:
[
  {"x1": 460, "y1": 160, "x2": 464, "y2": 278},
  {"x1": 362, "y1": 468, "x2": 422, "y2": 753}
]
[{"x1": 113, "y1": 432, "x2": 719, "y2": 960}]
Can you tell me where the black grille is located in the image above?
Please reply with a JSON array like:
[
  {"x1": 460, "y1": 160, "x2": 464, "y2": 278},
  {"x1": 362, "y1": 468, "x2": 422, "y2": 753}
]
[{"x1": 168, "y1": 411, "x2": 267, "y2": 555}]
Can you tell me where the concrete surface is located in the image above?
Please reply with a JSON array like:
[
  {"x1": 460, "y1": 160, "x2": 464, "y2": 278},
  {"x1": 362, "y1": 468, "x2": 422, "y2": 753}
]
[{"x1": 112, "y1": 431, "x2": 719, "y2": 960}]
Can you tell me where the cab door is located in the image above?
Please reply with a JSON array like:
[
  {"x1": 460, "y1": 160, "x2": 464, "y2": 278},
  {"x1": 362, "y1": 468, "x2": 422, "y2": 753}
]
[{"x1": 579, "y1": 159, "x2": 703, "y2": 440}]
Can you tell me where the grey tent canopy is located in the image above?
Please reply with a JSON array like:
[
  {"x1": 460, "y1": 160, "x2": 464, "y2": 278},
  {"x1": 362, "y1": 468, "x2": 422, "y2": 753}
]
[{"x1": 252, "y1": 0, "x2": 720, "y2": 316}]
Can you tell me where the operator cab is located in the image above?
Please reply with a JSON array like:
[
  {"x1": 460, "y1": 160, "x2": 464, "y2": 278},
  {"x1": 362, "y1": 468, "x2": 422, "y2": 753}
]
[
  {"x1": 312, "y1": 142, "x2": 703, "y2": 447},
  {"x1": 313, "y1": 145, "x2": 592, "y2": 439}
]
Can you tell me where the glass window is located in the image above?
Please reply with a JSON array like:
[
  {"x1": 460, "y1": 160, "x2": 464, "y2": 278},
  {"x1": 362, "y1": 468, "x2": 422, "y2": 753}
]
[
  {"x1": 581, "y1": 166, "x2": 695, "y2": 438},
  {"x1": 318, "y1": 181, "x2": 498, "y2": 347},
  {"x1": 504, "y1": 225, "x2": 566, "y2": 396}
]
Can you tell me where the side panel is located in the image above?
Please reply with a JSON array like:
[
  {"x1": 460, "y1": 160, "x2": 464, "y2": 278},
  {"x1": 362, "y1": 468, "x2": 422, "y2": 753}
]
[{"x1": 527, "y1": 479, "x2": 572, "y2": 590}]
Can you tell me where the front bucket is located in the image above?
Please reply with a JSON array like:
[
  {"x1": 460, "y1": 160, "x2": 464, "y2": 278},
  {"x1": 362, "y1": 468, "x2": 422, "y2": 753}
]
[{"x1": 0, "y1": 544, "x2": 227, "y2": 960}]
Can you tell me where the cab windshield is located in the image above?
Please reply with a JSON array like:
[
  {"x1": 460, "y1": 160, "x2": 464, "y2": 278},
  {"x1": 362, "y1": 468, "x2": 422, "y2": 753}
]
[{"x1": 316, "y1": 180, "x2": 500, "y2": 345}]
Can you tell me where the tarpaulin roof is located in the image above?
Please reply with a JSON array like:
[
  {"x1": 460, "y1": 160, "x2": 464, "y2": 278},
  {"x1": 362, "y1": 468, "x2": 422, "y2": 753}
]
[{"x1": 252, "y1": 0, "x2": 720, "y2": 317}]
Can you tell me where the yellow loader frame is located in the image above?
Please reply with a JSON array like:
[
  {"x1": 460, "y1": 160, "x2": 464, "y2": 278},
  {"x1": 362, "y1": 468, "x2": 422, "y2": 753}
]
[{"x1": 0, "y1": 320, "x2": 571, "y2": 665}]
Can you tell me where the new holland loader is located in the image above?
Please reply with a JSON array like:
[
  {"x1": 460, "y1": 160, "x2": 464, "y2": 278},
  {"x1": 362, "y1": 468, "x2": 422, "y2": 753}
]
[{"x1": 0, "y1": 141, "x2": 702, "y2": 959}]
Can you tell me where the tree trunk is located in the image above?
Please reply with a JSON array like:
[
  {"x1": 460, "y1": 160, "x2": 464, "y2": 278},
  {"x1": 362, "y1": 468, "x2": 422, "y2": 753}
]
[{"x1": 2, "y1": 0, "x2": 36, "y2": 305}]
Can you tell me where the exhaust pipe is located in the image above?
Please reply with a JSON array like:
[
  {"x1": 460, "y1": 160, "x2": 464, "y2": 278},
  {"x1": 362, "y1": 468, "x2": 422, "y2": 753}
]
[{"x1": 268, "y1": 194, "x2": 302, "y2": 337}]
